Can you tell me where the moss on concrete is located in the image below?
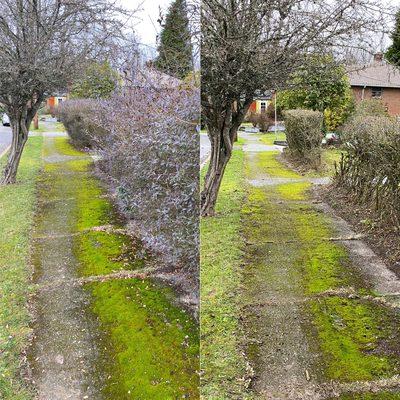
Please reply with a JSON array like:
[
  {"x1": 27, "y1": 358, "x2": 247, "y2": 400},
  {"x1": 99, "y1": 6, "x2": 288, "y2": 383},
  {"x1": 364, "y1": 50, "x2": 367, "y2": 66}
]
[
  {"x1": 40, "y1": 136, "x2": 200, "y2": 399},
  {"x1": 242, "y1": 149, "x2": 400, "y2": 393},
  {"x1": 255, "y1": 151, "x2": 299, "y2": 178},
  {"x1": 338, "y1": 392, "x2": 400, "y2": 399},
  {"x1": 87, "y1": 279, "x2": 199, "y2": 399},
  {"x1": 76, "y1": 231, "x2": 146, "y2": 277},
  {"x1": 277, "y1": 181, "x2": 310, "y2": 201},
  {"x1": 310, "y1": 297, "x2": 400, "y2": 381}
]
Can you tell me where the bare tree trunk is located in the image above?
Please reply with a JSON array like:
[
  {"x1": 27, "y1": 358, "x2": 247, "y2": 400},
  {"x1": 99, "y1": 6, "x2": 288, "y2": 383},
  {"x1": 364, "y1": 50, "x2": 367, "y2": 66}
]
[
  {"x1": 201, "y1": 100, "x2": 252, "y2": 216},
  {"x1": 34, "y1": 113, "x2": 39, "y2": 130},
  {"x1": 201, "y1": 130, "x2": 232, "y2": 216},
  {"x1": 1, "y1": 113, "x2": 30, "y2": 185}
]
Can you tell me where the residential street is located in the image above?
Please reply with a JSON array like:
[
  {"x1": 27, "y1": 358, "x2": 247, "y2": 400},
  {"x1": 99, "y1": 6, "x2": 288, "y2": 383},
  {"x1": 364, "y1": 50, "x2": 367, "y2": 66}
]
[
  {"x1": 200, "y1": 132, "x2": 211, "y2": 165},
  {"x1": 0, "y1": 125, "x2": 11, "y2": 155}
]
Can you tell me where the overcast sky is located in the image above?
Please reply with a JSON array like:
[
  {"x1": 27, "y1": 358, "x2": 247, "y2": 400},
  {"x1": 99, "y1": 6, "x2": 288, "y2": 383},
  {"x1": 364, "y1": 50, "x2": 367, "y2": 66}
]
[{"x1": 120, "y1": 0, "x2": 173, "y2": 49}]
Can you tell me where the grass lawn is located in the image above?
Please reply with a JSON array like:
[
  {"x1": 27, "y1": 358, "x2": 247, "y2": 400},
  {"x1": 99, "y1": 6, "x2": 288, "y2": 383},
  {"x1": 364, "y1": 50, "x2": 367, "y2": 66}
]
[
  {"x1": 200, "y1": 150, "x2": 253, "y2": 399},
  {"x1": 259, "y1": 131, "x2": 286, "y2": 145},
  {"x1": 30, "y1": 121, "x2": 65, "y2": 133},
  {"x1": 301, "y1": 147, "x2": 344, "y2": 178},
  {"x1": 0, "y1": 136, "x2": 43, "y2": 400},
  {"x1": 322, "y1": 147, "x2": 343, "y2": 171}
]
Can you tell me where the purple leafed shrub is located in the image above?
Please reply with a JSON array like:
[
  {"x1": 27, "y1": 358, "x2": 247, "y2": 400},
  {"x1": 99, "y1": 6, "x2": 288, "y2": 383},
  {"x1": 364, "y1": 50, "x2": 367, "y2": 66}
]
[{"x1": 94, "y1": 86, "x2": 200, "y2": 289}]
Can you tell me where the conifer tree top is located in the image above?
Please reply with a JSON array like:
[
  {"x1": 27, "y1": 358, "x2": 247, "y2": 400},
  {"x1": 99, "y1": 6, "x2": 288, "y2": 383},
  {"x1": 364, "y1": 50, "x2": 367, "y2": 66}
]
[
  {"x1": 154, "y1": 0, "x2": 193, "y2": 79},
  {"x1": 386, "y1": 10, "x2": 400, "y2": 66}
]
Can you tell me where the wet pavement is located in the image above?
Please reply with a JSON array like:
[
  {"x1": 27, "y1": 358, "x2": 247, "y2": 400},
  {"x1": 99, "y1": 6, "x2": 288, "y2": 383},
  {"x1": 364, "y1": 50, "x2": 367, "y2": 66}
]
[{"x1": 0, "y1": 125, "x2": 11, "y2": 155}]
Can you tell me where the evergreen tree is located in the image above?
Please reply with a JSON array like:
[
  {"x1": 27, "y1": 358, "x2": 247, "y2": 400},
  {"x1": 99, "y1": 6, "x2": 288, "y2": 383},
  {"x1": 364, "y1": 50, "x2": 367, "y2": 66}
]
[
  {"x1": 154, "y1": 0, "x2": 193, "y2": 79},
  {"x1": 386, "y1": 10, "x2": 400, "y2": 66}
]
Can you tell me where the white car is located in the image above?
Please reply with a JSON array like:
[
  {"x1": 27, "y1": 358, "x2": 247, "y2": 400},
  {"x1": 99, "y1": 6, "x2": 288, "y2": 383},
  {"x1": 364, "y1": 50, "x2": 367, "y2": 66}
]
[{"x1": 2, "y1": 113, "x2": 10, "y2": 126}]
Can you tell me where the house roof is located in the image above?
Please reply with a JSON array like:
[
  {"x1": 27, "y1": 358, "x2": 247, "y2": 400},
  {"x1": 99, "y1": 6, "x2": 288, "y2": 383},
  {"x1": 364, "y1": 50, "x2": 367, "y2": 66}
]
[
  {"x1": 254, "y1": 90, "x2": 273, "y2": 101},
  {"x1": 348, "y1": 62, "x2": 400, "y2": 89},
  {"x1": 129, "y1": 67, "x2": 183, "y2": 89}
]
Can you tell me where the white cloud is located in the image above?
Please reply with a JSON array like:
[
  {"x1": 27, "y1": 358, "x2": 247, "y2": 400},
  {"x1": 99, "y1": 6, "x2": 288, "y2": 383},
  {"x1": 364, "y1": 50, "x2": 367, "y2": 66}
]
[{"x1": 119, "y1": 0, "x2": 172, "y2": 48}]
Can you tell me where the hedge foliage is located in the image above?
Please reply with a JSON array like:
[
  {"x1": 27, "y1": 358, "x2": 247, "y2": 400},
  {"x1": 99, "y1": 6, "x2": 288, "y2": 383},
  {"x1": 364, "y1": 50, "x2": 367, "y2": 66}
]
[
  {"x1": 336, "y1": 115, "x2": 400, "y2": 226},
  {"x1": 59, "y1": 86, "x2": 199, "y2": 289},
  {"x1": 284, "y1": 109, "x2": 323, "y2": 164},
  {"x1": 58, "y1": 100, "x2": 104, "y2": 148}
]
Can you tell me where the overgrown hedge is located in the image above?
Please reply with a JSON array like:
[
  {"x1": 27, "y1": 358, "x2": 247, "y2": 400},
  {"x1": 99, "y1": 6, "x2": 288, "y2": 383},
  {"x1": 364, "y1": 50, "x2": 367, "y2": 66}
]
[
  {"x1": 284, "y1": 109, "x2": 323, "y2": 164},
  {"x1": 58, "y1": 86, "x2": 200, "y2": 292},
  {"x1": 352, "y1": 99, "x2": 389, "y2": 118},
  {"x1": 96, "y1": 87, "x2": 200, "y2": 284},
  {"x1": 335, "y1": 115, "x2": 400, "y2": 226}
]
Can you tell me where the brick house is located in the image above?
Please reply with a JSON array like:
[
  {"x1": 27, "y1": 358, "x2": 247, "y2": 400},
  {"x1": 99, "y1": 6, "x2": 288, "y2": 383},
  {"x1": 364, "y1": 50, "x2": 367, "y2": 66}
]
[{"x1": 348, "y1": 53, "x2": 400, "y2": 116}]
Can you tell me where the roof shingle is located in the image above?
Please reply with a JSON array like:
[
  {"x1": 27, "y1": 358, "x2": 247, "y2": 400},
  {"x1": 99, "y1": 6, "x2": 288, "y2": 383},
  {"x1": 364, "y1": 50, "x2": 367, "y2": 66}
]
[{"x1": 348, "y1": 63, "x2": 400, "y2": 88}]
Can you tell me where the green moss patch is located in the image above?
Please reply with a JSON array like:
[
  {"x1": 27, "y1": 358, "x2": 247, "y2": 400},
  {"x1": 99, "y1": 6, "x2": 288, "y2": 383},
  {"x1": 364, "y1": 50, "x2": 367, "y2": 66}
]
[
  {"x1": 54, "y1": 137, "x2": 85, "y2": 156},
  {"x1": 255, "y1": 151, "x2": 299, "y2": 178},
  {"x1": 311, "y1": 297, "x2": 400, "y2": 382},
  {"x1": 277, "y1": 181, "x2": 310, "y2": 201},
  {"x1": 293, "y1": 209, "x2": 361, "y2": 294},
  {"x1": 86, "y1": 279, "x2": 199, "y2": 399},
  {"x1": 76, "y1": 231, "x2": 145, "y2": 277},
  {"x1": 76, "y1": 189, "x2": 113, "y2": 231}
]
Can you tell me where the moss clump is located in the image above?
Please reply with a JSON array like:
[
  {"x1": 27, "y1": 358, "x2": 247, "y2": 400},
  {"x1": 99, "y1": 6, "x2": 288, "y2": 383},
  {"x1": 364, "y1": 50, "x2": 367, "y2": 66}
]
[
  {"x1": 75, "y1": 231, "x2": 145, "y2": 277},
  {"x1": 293, "y1": 209, "x2": 360, "y2": 294},
  {"x1": 86, "y1": 279, "x2": 199, "y2": 399},
  {"x1": 54, "y1": 137, "x2": 84, "y2": 156},
  {"x1": 277, "y1": 181, "x2": 310, "y2": 201},
  {"x1": 311, "y1": 297, "x2": 400, "y2": 382},
  {"x1": 255, "y1": 151, "x2": 299, "y2": 178},
  {"x1": 338, "y1": 392, "x2": 400, "y2": 399}
]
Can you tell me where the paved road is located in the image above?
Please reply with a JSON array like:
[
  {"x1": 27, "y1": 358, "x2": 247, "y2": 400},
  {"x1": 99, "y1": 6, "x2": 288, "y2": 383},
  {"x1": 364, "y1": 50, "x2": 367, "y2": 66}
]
[
  {"x1": 0, "y1": 125, "x2": 12, "y2": 156},
  {"x1": 200, "y1": 133, "x2": 211, "y2": 165}
]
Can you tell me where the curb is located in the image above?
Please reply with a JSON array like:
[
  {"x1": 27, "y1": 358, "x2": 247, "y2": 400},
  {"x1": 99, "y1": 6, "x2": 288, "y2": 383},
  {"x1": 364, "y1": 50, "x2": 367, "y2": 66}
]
[
  {"x1": 0, "y1": 144, "x2": 10, "y2": 160},
  {"x1": 200, "y1": 154, "x2": 210, "y2": 170}
]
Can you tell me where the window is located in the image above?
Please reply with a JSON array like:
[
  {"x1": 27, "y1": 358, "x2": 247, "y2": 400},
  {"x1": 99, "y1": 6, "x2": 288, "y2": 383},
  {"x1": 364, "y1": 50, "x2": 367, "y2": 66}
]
[
  {"x1": 371, "y1": 87, "x2": 382, "y2": 98},
  {"x1": 260, "y1": 102, "x2": 266, "y2": 113}
]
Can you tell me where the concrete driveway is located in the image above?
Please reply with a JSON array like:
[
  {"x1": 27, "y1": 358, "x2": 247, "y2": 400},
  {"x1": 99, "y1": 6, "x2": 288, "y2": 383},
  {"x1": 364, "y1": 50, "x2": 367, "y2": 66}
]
[{"x1": 0, "y1": 125, "x2": 12, "y2": 156}]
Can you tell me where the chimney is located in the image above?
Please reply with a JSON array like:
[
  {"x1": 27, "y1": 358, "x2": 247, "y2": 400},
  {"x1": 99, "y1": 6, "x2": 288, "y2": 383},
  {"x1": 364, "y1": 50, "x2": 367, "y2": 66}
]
[{"x1": 373, "y1": 52, "x2": 384, "y2": 64}]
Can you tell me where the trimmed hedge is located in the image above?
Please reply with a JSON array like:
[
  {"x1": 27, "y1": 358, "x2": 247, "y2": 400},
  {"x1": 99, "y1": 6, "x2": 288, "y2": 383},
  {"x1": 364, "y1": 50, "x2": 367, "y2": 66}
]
[
  {"x1": 284, "y1": 109, "x2": 323, "y2": 164},
  {"x1": 58, "y1": 100, "x2": 106, "y2": 148}
]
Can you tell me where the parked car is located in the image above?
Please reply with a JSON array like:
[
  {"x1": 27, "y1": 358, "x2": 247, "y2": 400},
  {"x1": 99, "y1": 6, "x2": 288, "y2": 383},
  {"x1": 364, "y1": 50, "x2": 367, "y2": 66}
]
[
  {"x1": 322, "y1": 132, "x2": 341, "y2": 146},
  {"x1": 2, "y1": 114, "x2": 10, "y2": 126},
  {"x1": 268, "y1": 123, "x2": 286, "y2": 132}
]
